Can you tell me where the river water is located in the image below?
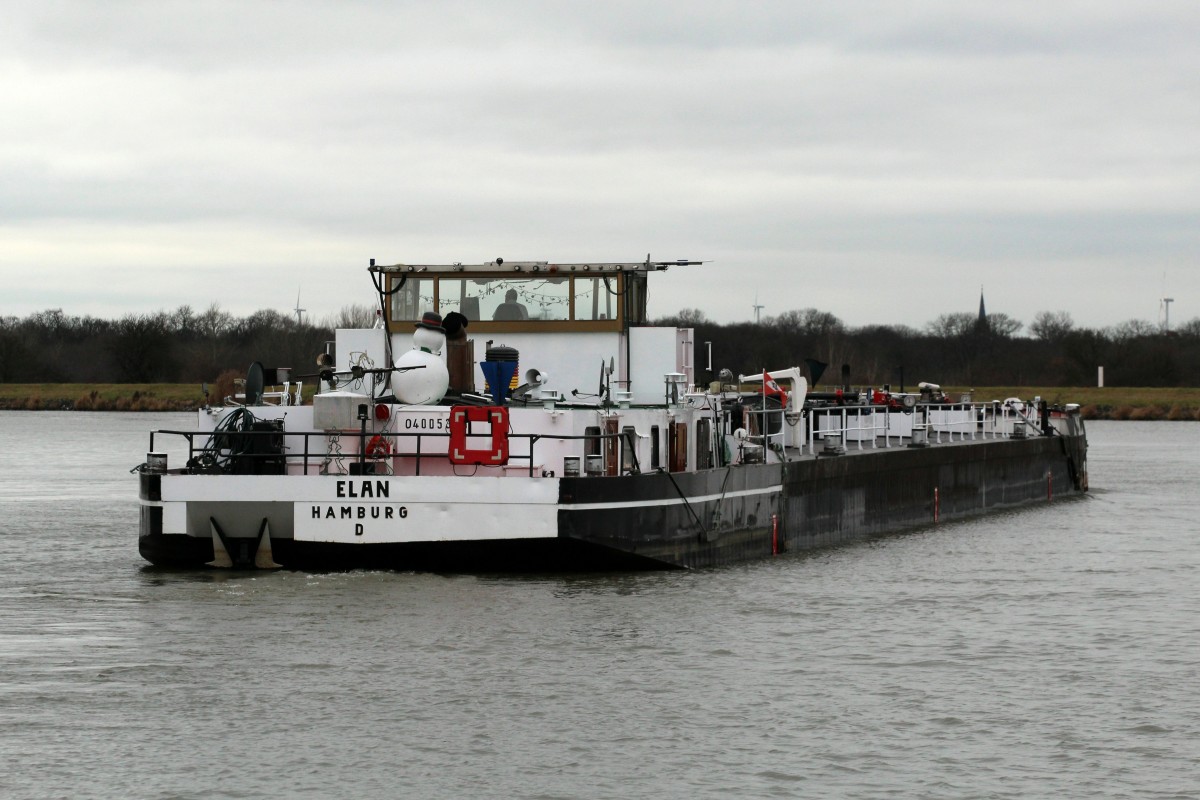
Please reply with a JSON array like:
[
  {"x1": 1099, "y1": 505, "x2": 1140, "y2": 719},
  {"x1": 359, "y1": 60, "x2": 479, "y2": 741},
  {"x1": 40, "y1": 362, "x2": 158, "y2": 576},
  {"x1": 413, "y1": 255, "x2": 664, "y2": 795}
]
[{"x1": 0, "y1": 412, "x2": 1197, "y2": 799}]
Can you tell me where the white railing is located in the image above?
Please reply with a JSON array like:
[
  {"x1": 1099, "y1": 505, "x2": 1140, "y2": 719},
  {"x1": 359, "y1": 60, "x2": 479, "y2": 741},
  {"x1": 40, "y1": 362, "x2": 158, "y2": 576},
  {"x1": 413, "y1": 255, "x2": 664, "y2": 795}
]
[{"x1": 805, "y1": 401, "x2": 1043, "y2": 455}]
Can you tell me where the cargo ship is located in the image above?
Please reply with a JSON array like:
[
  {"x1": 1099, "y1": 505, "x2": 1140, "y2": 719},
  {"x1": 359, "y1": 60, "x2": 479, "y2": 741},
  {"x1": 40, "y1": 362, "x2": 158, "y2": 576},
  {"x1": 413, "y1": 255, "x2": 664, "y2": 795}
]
[{"x1": 136, "y1": 257, "x2": 1088, "y2": 571}]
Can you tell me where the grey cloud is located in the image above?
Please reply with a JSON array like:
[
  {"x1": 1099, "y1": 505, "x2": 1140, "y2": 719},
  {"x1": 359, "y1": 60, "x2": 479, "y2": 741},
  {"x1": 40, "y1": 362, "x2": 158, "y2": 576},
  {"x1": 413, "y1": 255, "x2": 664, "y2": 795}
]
[{"x1": 2, "y1": 1, "x2": 1198, "y2": 330}]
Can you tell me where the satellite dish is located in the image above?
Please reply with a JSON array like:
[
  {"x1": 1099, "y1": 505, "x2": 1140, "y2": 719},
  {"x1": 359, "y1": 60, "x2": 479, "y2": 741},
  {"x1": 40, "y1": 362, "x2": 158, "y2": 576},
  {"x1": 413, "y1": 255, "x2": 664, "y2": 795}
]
[{"x1": 246, "y1": 362, "x2": 265, "y2": 405}]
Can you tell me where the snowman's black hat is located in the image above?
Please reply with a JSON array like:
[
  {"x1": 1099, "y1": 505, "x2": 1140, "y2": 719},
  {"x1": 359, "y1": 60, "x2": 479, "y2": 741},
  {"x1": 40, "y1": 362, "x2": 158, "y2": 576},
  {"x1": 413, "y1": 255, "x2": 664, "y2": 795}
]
[{"x1": 415, "y1": 311, "x2": 444, "y2": 332}]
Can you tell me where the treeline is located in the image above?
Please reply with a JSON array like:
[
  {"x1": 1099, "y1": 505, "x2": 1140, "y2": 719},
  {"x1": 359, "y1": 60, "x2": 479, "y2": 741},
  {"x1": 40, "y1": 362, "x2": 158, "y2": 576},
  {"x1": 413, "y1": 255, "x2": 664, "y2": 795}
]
[
  {"x1": 657, "y1": 308, "x2": 1200, "y2": 389},
  {"x1": 0, "y1": 304, "x2": 376, "y2": 384},
  {"x1": 2, "y1": 303, "x2": 1197, "y2": 389}
]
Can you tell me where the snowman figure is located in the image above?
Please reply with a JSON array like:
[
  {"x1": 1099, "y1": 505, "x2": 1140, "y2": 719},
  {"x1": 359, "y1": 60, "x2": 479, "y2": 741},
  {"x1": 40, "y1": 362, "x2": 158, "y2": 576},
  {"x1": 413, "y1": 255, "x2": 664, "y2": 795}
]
[{"x1": 391, "y1": 311, "x2": 450, "y2": 405}]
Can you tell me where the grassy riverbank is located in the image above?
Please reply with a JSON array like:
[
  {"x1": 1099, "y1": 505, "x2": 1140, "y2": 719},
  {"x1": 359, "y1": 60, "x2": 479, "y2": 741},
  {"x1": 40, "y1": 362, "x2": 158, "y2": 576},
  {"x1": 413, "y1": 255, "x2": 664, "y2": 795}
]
[
  {"x1": 946, "y1": 387, "x2": 1200, "y2": 420},
  {"x1": 0, "y1": 383, "x2": 317, "y2": 411},
  {"x1": 0, "y1": 384, "x2": 203, "y2": 411},
  {"x1": 1, "y1": 383, "x2": 1198, "y2": 419}
]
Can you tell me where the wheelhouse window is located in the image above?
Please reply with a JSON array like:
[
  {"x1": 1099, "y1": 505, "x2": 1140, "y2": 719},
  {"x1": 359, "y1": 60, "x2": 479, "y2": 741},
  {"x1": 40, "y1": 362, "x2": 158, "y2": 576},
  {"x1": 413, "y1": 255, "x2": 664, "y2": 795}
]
[
  {"x1": 386, "y1": 271, "x2": 628, "y2": 331},
  {"x1": 437, "y1": 278, "x2": 570, "y2": 322},
  {"x1": 573, "y1": 277, "x2": 616, "y2": 321},
  {"x1": 389, "y1": 277, "x2": 433, "y2": 323}
]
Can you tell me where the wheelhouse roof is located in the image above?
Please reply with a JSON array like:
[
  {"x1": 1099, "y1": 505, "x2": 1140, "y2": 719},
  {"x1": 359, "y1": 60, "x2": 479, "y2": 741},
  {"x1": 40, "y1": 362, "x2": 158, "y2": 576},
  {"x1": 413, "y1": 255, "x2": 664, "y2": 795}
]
[{"x1": 368, "y1": 258, "x2": 702, "y2": 275}]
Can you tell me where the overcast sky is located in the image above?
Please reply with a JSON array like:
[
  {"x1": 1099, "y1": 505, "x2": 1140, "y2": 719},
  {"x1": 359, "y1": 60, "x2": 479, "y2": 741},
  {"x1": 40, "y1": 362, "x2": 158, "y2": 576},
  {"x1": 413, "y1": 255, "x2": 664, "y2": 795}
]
[{"x1": 2, "y1": 1, "x2": 1197, "y2": 331}]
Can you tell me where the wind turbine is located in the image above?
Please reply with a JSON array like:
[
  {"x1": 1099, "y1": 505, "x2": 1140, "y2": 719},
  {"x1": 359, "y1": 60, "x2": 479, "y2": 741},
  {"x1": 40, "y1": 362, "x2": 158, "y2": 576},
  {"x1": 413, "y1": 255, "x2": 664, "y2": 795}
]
[
  {"x1": 1160, "y1": 272, "x2": 1174, "y2": 333},
  {"x1": 294, "y1": 288, "x2": 306, "y2": 326},
  {"x1": 753, "y1": 292, "x2": 765, "y2": 324}
]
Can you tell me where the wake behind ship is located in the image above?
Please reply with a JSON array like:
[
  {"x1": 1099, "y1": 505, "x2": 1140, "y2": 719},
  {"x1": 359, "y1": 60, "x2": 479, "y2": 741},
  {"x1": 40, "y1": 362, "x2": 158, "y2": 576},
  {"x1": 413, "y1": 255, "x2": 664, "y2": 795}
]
[{"x1": 136, "y1": 257, "x2": 1088, "y2": 571}]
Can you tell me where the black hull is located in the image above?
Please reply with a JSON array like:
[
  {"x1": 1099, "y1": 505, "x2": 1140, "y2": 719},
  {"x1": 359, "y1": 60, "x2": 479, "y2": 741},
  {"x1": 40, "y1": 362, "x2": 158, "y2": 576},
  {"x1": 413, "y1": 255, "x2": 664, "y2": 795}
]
[
  {"x1": 140, "y1": 434, "x2": 1087, "y2": 572},
  {"x1": 557, "y1": 433, "x2": 1086, "y2": 567},
  {"x1": 139, "y1": 531, "x2": 669, "y2": 573}
]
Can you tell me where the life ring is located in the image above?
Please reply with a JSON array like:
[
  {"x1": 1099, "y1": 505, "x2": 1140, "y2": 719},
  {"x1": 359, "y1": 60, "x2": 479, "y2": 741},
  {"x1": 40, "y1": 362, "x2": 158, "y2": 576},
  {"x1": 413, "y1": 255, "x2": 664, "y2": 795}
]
[
  {"x1": 365, "y1": 435, "x2": 392, "y2": 459},
  {"x1": 448, "y1": 405, "x2": 509, "y2": 466}
]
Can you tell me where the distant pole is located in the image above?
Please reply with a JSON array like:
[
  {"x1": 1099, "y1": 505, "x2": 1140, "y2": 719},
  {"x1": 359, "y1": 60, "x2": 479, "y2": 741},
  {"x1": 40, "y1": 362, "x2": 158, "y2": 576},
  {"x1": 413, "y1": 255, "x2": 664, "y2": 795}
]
[{"x1": 1098, "y1": 366, "x2": 1104, "y2": 388}]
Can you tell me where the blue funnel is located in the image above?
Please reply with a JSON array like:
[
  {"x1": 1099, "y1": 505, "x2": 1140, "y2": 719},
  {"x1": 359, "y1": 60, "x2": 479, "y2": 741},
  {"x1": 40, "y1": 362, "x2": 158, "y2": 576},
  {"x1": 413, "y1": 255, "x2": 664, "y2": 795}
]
[{"x1": 480, "y1": 360, "x2": 517, "y2": 406}]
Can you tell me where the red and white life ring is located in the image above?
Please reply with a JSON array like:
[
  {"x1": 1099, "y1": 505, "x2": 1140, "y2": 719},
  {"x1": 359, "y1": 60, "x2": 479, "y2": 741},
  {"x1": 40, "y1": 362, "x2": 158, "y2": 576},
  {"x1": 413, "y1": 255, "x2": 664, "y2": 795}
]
[
  {"x1": 448, "y1": 406, "x2": 509, "y2": 466},
  {"x1": 365, "y1": 435, "x2": 392, "y2": 459}
]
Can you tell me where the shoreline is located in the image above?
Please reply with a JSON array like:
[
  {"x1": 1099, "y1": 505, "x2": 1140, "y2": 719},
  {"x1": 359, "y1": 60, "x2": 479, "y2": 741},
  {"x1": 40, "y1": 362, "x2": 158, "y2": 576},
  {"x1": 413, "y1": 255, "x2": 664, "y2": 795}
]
[
  {"x1": 1, "y1": 384, "x2": 1199, "y2": 420},
  {"x1": 0, "y1": 385, "x2": 199, "y2": 412}
]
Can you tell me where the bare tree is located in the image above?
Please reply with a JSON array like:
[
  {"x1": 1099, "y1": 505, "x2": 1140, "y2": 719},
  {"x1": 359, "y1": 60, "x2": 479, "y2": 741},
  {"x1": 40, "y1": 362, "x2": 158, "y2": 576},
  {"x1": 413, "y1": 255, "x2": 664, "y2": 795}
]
[
  {"x1": 1108, "y1": 319, "x2": 1156, "y2": 341},
  {"x1": 110, "y1": 313, "x2": 174, "y2": 382},
  {"x1": 1177, "y1": 318, "x2": 1200, "y2": 338},
  {"x1": 0, "y1": 316, "x2": 27, "y2": 382},
  {"x1": 325, "y1": 304, "x2": 378, "y2": 329},
  {"x1": 196, "y1": 303, "x2": 234, "y2": 339},
  {"x1": 986, "y1": 313, "x2": 1024, "y2": 338},
  {"x1": 172, "y1": 304, "x2": 196, "y2": 338},
  {"x1": 771, "y1": 308, "x2": 844, "y2": 337},
  {"x1": 1030, "y1": 310, "x2": 1075, "y2": 342},
  {"x1": 925, "y1": 312, "x2": 976, "y2": 339}
]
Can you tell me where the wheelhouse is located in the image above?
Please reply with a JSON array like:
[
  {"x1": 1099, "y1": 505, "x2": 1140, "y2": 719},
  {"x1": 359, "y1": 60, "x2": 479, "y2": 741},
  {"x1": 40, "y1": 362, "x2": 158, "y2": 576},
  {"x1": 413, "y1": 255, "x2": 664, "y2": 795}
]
[{"x1": 373, "y1": 259, "x2": 660, "y2": 334}]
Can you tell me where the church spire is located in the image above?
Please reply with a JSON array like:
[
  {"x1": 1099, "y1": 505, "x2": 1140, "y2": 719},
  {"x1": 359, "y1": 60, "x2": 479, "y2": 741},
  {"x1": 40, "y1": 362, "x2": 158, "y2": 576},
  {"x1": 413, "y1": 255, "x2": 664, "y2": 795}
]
[{"x1": 975, "y1": 287, "x2": 990, "y2": 334}]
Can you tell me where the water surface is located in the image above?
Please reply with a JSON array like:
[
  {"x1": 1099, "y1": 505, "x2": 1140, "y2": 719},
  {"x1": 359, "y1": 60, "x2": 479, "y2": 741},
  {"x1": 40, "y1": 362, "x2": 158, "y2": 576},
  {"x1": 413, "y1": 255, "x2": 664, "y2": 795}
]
[{"x1": 1, "y1": 413, "x2": 1197, "y2": 799}]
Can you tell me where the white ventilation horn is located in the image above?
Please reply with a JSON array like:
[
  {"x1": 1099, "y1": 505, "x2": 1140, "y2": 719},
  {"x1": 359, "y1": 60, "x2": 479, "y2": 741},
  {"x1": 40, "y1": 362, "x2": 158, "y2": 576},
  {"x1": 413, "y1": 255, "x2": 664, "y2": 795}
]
[{"x1": 525, "y1": 368, "x2": 549, "y2": 387}]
